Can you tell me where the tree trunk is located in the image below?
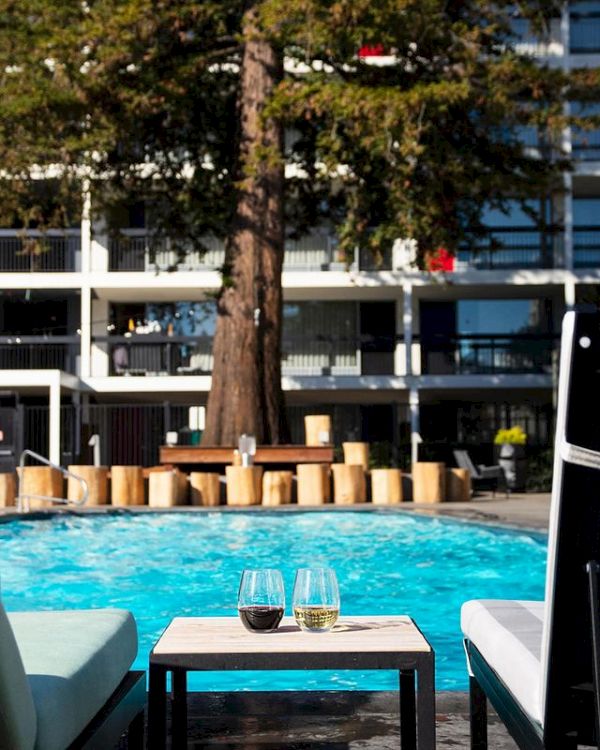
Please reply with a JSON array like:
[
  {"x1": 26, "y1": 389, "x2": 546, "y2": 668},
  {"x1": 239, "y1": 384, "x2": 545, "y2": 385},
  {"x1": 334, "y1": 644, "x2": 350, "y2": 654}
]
[{"x1": 202, "y1": 6, "x2": 288, "y2": 446}]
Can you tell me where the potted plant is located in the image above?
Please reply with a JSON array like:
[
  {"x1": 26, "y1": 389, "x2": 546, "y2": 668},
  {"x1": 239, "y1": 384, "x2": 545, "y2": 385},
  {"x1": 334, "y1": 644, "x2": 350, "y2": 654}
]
[{"x1": 494, "y1": 426, "x2": 527, "y2": 492}]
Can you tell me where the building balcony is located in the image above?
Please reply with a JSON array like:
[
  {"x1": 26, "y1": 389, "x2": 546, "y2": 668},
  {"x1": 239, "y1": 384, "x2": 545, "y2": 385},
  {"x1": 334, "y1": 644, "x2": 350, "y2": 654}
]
[
  {"x1": 0, "y1": 336, "x2": 80, "y2": 372},
  {"x1": 421, "y1": 334, "x2": 556, "y2": 376},
  {"x1": 98, "y1": 334, "x2": 395, "y2": 377},
  {"x1": 107, "y1": 232, "x2": 392, "y2": 272},
  {"x1": 0, "y1": 231, "x2": 79, "y2": 272},
  {"x1": 457, "y1": 228, "x2": 563, "y2": 270}
]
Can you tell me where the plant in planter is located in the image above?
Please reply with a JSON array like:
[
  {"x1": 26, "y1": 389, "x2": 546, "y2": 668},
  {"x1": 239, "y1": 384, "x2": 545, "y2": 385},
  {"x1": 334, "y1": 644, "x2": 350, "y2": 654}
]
[{"x1": 494, "y1": 426, "x2": 527, "y2": 492}]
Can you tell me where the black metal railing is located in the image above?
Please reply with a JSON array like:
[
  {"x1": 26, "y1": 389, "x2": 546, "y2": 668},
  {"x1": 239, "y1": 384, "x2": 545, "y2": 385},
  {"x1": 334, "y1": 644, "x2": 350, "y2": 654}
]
[
  {"x1": 0, "y1": 336, "x2": 80, "y2": 371},
  {"x1": 574, "y1": 226, "x2": 600, "y2": 267},
  {"x1": 458, "y1": 227, "x2": 562, "y2": 269},
  {"x1": 0, "y1": 233, "x2": 78, "y2": 271},
  {"x1": 422, "y1": 333, "x2": 556, "y2": 375},
  {"x1": 98, "y1": 334, "x2": 397, "y2": 376}
]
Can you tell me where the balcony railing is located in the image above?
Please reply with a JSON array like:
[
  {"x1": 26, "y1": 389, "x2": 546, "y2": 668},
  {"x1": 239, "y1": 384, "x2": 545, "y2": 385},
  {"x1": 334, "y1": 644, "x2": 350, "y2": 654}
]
[
  {"x1": 99, "y1": 334, "x2": 397, "y2": 376},
  {"x1": 458, "y1": 227, "x2": 562, "y2": 269},
  {"x1": 0, "y1": 336, "x2": 80, "y2": 372},
  {"x1": 422, "y1": 334, "x2": 556, "y2": 375},
  {"x1": 0, "y1": 231, "x2": 79, "y2": 272},
  {"x1": 574, "y1": 226, "x2": 600, "y2": 267},
  {"x1": 107, "y1": 231, "x2": 392, "y2": 272}
]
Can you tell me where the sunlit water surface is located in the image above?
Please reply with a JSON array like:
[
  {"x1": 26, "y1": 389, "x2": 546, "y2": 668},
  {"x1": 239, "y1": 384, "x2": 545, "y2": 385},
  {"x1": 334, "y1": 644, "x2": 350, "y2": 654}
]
[{"x1": 0, "y1": 511, "x2": 546, "y2": 690}]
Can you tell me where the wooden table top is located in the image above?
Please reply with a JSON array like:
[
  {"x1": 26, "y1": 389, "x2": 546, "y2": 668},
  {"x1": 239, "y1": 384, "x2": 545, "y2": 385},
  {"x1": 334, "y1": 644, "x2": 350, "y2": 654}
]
[
  {"x1": 150, "y1": 616, "x2": 432, "y2": 670},
  {"x1": 160, "y1": 444, "x2": 334, "y2": 466}
]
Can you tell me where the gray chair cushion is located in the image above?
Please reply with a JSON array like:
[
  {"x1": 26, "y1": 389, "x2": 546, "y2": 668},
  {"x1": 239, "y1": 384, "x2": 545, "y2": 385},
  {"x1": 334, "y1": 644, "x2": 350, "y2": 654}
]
[
  {"x1": 461, "y1": 599, "x2": 544, "y2": 725},
  {"x1": 0, "y1": 599, "x2": 36, "y2": 750},
  {"x1": 8, "y1": 609, "x2": 137, "y2": 750}
]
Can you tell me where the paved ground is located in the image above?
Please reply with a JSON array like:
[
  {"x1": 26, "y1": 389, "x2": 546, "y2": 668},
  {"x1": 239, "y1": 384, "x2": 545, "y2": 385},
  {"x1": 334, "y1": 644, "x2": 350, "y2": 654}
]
[{"x1": 133, "y1": 690, "x2": 518, "y2": 749}]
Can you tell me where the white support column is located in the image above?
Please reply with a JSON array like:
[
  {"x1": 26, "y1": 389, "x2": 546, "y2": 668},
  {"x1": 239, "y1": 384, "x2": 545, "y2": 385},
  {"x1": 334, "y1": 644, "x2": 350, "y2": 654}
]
[
  {"x1": 565, "y1": 278, "x2": 576, "y2": 311},
  {"x1": 80, "y1": 285, "x2": 92, "y2": 378},
  {"x1": 91, "y1": 298, "x2": 110, "y2": 376},
  {"x1": 49, "y1": 378, "x2": 61, "y2": 466},
  {"x1": 403, "y1": 283, "x2": 413, "y2": 376},
  {"x1": 409, "y1": 387, "x2": 421, "y2": 466},
  {"x1": 81, "y1": 179, "x2": 92, "y2": 275}
]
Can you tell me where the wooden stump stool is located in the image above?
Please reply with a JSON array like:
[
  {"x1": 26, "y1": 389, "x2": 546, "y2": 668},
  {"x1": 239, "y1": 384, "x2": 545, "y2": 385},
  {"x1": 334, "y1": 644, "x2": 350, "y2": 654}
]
[
  {"x1": 149, "y1": 470, "x2": 188, "y2": 507},
  {"x1": 111, "y1": 466, "x2": 145, "y2": 506},
  {"x1": 262, "y1": 471, "x2": 293, "y2": 506},
  {"x1": 0, "y1": 472, "x2": 16, "y2": 507},
  {"x1": 225, "y1": 466, "x2": 263, "y2": 506},
  {"x1": 412, "y1": 462, "x2": 446, "y2": 504},
  {"x1": 190, "y1": 472, "x2": 221, "y2": 507},
  {"x1": 304, "y1": 415, "x2": 332, "y2": 446},
  {"x1": 67, "y1": 466, "x2": 109, "y2": 505},
  {"x1": 342, "y1": 442, "x2": 369, "y2": 469},
  {"x1": 371, "y1": 468, "x2": 403, "y2": 505},
  {"x1": 296, "y1": 464, "x2": 331, "y2": 505},
  {"x1": 332, "y1": 464, "x2": 366, "y2": 505},
  {"x1": 18, "y1": 467, "x2": 63, "y2": 509},
  {"x1": 446, "y1": 468, "x2": 471, "y2": 502}
]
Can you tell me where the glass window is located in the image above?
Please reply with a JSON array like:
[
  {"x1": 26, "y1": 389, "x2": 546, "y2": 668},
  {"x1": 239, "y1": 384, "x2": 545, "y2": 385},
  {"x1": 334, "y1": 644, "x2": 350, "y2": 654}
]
[
  {"x1": 482, "y1": 200, "x2": 542, "y2": 227},
  {"x1": 458, "y1": 300, "x2": 542, "y2": 334},
  {"x1": 573, "y1": 198, "x2": 600, "y2": 226}
]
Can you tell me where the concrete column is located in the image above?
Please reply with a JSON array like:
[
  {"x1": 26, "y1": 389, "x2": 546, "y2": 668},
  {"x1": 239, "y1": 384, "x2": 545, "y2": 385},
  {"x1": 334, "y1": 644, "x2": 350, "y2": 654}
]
[
  {"x1": 394, "y1": 296, "x2": 405, "y2": 375},
  {"x1": 91, "y1": 210, "x2": 110, "y2": 272},
  {"x1": 409, "y1": 387, "x2": 421, "y2": 466},
  {"x1": 80, "y1": 286, "x2": 91, "y2": 378},
  {"x1": 565, "y1": 278, "x2": 576, "y2": 311},
  {"x1": 49, "y1": 378, "x2": 61, "y2": 466},
  {"x1": 403, "y1": 283, "x2": 413, "y2": 376},
  {"x1": 91, "y1": 298, "x2": 110, "y2": 376},
  {"x1": 81, "y1": 179, "x2": 92, "y2": 275}
]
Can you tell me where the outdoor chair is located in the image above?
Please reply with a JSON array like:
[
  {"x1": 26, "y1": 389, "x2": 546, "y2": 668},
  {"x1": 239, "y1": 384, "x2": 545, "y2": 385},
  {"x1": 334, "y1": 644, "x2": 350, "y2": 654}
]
[
  {"x1": 453, "y1": 449, "x2": 508, "y2": 497},
  {"x1": 0, "y1": 599, "x2": 145, "y2": 749},
  {"x1": 462, "y1": 311, "x2": 600, "y2": 749}
]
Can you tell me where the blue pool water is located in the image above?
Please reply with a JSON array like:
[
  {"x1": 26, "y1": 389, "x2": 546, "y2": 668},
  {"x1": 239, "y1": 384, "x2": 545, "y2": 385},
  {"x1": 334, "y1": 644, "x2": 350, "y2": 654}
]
[{"x1": 0, "y1": 511, "x2": 546, "y2": 691}]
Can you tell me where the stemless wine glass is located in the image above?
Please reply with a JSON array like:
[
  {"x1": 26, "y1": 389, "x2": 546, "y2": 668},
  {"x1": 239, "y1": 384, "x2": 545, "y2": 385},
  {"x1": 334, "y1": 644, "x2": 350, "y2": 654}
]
[
  {"x1": 237, "y1": 569, "x2": 285, "y2": 633},
  {"x1": 292, "y1": 567, "x2": 340, "y2": 632}
]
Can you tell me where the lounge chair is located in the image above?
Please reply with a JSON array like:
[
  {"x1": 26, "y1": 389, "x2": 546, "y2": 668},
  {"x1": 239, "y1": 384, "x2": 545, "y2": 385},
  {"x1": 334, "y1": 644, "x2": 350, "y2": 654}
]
[
  {"x1": 453, "y1": 449, "x2": 508, "y2": 497},
  {"x1": 0, "y1": 599, "x2": 145, "y2": 749},
  {"x1": 462, "y1": 311, "x2": 600, "y2": 749}
]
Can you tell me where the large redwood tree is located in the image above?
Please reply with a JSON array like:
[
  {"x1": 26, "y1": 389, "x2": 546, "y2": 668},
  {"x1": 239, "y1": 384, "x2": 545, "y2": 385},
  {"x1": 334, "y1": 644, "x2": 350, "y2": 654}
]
[{"x1": 204, "y1": 7, "x2": 287, "y2": 443}]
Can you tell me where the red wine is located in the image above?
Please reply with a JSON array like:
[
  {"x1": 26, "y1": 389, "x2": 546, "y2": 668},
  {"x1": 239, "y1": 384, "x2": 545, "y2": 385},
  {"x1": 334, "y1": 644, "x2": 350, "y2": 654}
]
[{"x1": 238, "y1": 605, "x2": 284, "y2": 632}]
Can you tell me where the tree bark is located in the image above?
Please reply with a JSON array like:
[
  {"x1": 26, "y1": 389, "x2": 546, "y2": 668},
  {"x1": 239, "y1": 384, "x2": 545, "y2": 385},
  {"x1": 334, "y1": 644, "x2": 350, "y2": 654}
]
[{"x1": 202, "y1": 6, "x2": 289, "y2": 446}]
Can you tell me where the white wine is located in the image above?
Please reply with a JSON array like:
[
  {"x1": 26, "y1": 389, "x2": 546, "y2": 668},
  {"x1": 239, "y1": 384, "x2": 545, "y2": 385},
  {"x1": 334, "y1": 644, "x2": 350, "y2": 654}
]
[{"x1": 293, "y1": 605, "x2": 339, "y2": 632}]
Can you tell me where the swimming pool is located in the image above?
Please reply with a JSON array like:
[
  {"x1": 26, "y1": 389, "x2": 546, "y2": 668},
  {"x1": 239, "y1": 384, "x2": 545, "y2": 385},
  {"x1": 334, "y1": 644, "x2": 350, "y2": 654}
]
[{"x1": 0, "y1": 510, "x2": 546, "y2": 691}]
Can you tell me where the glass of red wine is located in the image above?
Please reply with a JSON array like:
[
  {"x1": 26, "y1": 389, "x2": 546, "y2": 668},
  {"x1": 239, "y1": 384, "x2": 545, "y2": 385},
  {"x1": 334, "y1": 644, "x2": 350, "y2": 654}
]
[{"x1": 238, "y1": 569, "x2": 285, "y2": 633}]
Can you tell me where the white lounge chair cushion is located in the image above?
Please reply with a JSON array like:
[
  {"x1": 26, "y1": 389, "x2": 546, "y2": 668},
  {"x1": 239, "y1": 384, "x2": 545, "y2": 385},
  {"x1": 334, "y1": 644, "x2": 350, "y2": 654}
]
[
  {"x1": 9, "y1": 608, "x2": 137, "y2": 750},
  {"x1": 0, "y1": 599, "x2": 36, "y2": 750},
  {"x1": 461, "y1": 599, "x2": 544, "y2": 725}
]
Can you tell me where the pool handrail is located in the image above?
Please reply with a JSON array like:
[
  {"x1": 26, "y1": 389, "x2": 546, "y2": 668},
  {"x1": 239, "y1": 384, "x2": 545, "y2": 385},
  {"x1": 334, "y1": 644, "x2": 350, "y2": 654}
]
[{"x1": 17, "y1": 449, "x2": 89, "y2": 512}]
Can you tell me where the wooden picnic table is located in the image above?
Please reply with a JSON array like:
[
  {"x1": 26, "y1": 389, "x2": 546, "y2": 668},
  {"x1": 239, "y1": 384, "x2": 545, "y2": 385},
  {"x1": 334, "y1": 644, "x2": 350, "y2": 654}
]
[{"x1": 159, "y1": 444, "x2": 334, "y2": 468}]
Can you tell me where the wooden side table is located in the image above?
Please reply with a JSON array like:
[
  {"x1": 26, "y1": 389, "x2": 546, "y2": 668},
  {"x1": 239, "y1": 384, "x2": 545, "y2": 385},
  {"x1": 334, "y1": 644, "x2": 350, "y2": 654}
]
[
  {"x1": 148, "y1": 615, "x2": 435, "y2": 750},
  {"x1": 412, "y1": 462, "x2": 446, "y2": 503}
]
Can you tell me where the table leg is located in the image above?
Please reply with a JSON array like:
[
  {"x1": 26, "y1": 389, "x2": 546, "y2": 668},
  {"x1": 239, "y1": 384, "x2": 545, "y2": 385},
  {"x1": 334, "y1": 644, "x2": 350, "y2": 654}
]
[
  {"x1": 399, "y1": 669, "x2": 416, "y2": 749},
  {"x1": 148, "y1": 664, "x2": 167, "y2": 750},
  {"x1": 171, "y1": 668, "x2": 188, "y2": 750},
  {"x1": 416, "y1": 655, "x2": 436, "y2": 750}
]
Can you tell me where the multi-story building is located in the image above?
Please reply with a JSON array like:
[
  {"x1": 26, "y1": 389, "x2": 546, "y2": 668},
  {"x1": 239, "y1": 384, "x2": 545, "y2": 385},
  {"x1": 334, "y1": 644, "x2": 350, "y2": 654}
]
[{"x1": 0, "y1": 2, "x2": 598, "y2": 470}]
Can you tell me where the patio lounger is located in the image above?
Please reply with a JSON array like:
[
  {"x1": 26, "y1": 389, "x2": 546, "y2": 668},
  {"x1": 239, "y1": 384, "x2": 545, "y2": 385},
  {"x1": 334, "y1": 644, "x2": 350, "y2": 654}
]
[
  {"x1": 0, "y1": 601, "x2": 145, "y2": 749},
  {"x1": 453, "y1": 449, "x2": 508, "y2": 497},
  {"x1": 461, "y1": 311, "x2": 600, "y2": 749}
]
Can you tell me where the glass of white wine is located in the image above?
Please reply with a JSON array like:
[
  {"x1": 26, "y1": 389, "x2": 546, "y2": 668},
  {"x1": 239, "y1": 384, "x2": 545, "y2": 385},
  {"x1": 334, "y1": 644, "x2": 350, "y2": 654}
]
[{"x1": 292, "y1": 567, "x2": 340, "y2": 632}]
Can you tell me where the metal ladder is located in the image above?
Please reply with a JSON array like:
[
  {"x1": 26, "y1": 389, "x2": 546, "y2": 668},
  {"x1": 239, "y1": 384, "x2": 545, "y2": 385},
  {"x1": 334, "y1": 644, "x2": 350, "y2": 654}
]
[{"x1": 17, "y1": 449, "x2": 89, "y2": 513}]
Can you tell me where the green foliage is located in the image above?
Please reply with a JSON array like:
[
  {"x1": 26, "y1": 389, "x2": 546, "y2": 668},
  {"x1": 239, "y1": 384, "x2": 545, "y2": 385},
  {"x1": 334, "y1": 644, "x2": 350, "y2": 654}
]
[
  {"x1": 0, "y1": 0, "x2": 586, "y2": 259},
  {"x1": 494, "y1": 425, "x2": 527, "y2": 445},
  {"x1": 525, "y1": 448, "x2": 553, "y2": 492}
]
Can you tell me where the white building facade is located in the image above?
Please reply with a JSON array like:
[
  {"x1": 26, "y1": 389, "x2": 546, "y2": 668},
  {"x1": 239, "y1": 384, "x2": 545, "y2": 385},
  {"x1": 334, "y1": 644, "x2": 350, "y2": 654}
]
[{"x1": 0, "y1": 2, "x2": 598, "y2": 469}]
